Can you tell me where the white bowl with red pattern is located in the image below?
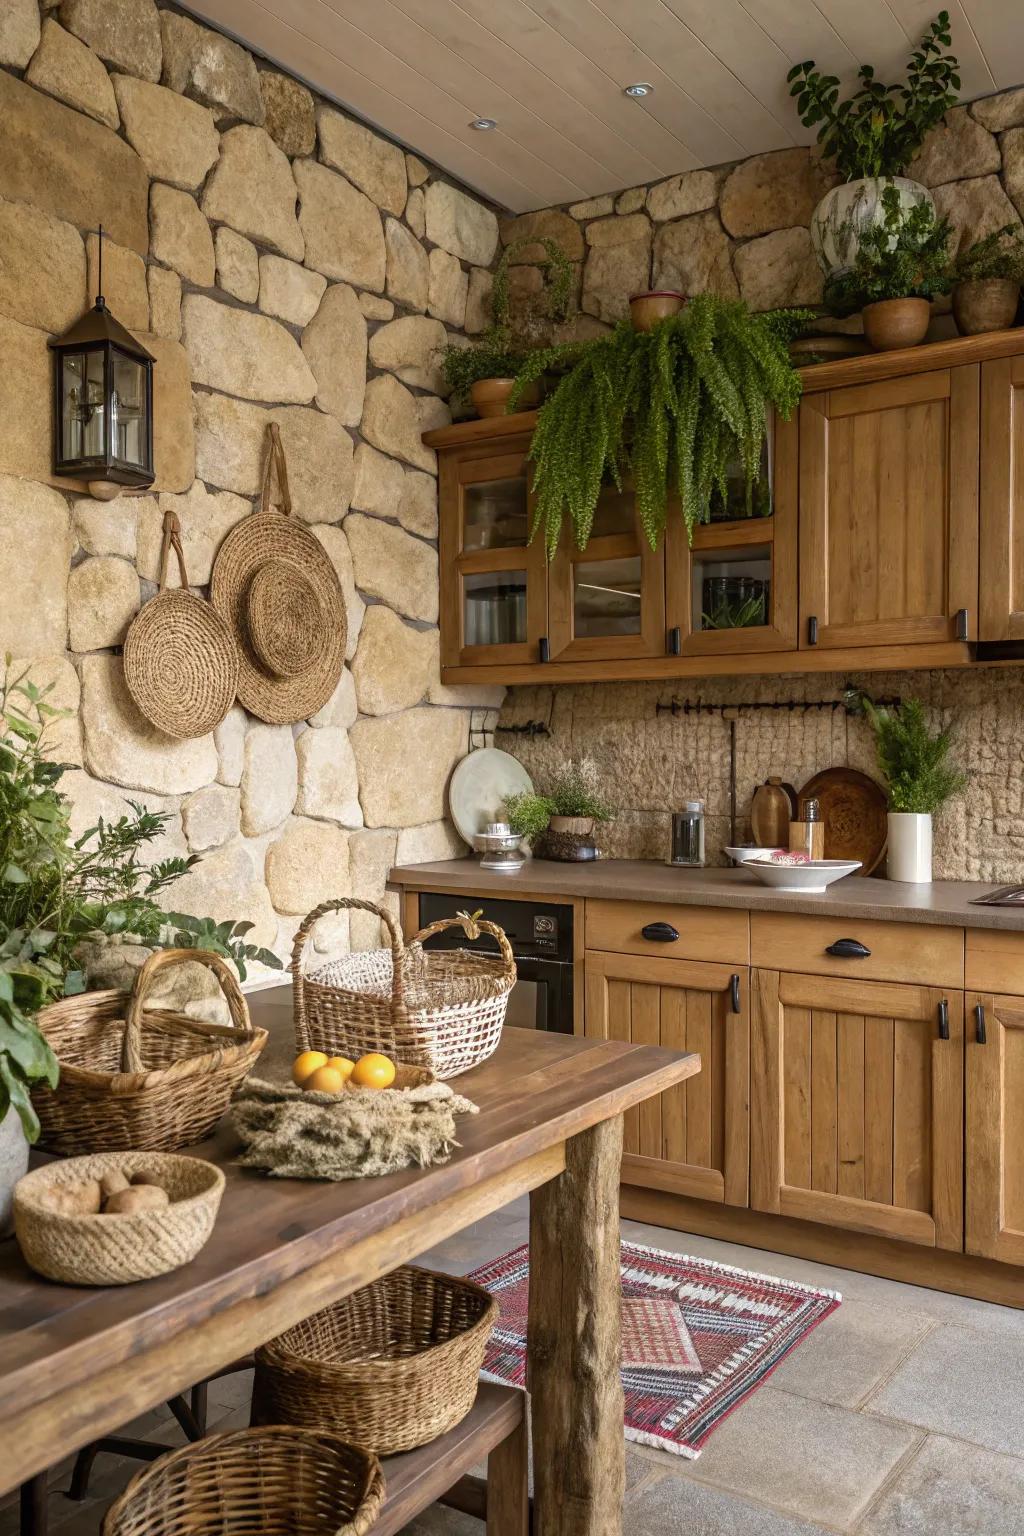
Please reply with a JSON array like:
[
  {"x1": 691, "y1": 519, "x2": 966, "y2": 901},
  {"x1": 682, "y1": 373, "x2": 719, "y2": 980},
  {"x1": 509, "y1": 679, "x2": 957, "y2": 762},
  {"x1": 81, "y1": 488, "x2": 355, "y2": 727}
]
[{"x1": 744, "y1": 852, "x2": 862, "y2": 893}]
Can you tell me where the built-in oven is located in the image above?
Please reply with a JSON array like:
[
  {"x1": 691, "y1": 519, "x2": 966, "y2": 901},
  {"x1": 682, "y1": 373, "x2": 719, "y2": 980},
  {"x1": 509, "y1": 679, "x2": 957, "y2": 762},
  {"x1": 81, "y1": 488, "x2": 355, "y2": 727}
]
[{"x1": 415, "y1": 892, "x2": 574, "y2": 1035}]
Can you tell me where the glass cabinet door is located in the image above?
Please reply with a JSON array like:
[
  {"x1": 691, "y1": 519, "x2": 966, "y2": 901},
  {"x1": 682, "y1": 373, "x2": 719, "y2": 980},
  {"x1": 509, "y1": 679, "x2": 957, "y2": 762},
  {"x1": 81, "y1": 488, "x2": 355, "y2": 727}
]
[
  {"x1": 547, "y1": 483, "x2": 666, "y2": 661},
  {"x1": 439, "y1": 443, "x2": 548, "y2": 668}
]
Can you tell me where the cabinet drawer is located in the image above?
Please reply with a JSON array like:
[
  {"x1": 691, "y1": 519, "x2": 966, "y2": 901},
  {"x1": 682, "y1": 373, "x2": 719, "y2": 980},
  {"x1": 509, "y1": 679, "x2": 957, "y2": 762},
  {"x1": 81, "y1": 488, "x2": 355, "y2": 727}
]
[
  {"x1": 750, "y1": 912, "x2": 963, "y2": 988},
  {"x1": 966, "y1": 928, "x2": 1024, "y2": 994},
  {"x1": 585, "y1": 900, "x2": 748, "y2": 964}
]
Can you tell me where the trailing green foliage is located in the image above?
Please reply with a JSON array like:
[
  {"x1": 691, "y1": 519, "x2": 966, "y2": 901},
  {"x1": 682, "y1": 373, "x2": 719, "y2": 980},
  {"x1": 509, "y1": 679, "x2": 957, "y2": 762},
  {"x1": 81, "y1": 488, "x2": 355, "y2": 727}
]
[
  {"x1": 490, "y1": 237, "x2": 574, "y2": 335},
  {"x1": 952, "y1": 224, "x2": 1024, "y2": 283},
  {"x1": 825, "y1": 187, "x2": 953, "y2": 313},
  {"x1": 508, "y1": 295, "x2": 811, "y2": 556},
  {"x1": 440, "y1": 334, "x2": 531, "y2": 404},
  {"x1": 0, "y1": 929, "x2": 60, "y2": 1142},
  {"x1": 787, "y1": 12, "x2": 959, "y2": 180},
  {"x1": 863, "y1": 696, "x2": 966, "y2": 814}
]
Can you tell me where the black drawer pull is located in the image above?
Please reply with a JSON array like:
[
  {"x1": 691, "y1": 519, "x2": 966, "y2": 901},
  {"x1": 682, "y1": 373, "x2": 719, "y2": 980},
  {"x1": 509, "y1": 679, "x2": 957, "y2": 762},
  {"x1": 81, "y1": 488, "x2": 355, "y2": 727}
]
[
  {"x1": 668, "y1": 626, "x2": 681, "y2": 656},
  {"x1": 975, "y1": 1003, "x2": 987, "y2": 1044},
  {"x1": 825, "y1": 938, "x2": 871, "y2": 959},
  {"x1": 938, "y1": 998, "x2": 950, "y2": 1040},
  {"x1": 641, "y1": 921, "x2": 679, "y2": 943},
  {"x1": 808, "y1": 615, "x2": 819, "y2": 646},
  {"x1": 729, "y1": 973, "x2": 741, "y2": 1014},
  {"x1": 539, "y1": 636, "x2": 550, "y2": 663},
  {"x1": 955, "y1": 607, "x2": 969, "y2": 642}
]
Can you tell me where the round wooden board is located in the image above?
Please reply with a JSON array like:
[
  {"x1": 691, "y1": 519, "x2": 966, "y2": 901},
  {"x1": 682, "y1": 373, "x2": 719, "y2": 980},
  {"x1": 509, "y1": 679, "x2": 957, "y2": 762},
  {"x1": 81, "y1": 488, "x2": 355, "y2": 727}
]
[{"x1": 799, "y1": 767, "x2": 888, "y2": 875}]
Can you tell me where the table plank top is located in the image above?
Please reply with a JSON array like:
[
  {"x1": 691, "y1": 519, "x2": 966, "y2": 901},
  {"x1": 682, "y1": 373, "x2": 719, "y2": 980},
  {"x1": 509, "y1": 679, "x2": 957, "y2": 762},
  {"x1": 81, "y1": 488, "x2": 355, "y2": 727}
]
[{"x1": 0, "y1": 1028, "x2": 698, "y2": 1424}]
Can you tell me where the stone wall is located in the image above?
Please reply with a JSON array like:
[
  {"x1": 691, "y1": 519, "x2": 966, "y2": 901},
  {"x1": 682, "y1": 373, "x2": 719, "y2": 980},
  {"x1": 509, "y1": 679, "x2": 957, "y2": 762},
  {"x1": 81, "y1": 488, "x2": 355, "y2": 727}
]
[{"x1": 0, "y1": 0, "x2": 506, "y2": 963}]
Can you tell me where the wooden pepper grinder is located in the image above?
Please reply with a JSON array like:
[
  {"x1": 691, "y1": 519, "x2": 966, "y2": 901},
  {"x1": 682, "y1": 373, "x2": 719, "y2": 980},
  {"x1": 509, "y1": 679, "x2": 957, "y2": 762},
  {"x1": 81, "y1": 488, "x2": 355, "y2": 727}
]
[{"x1": 790, "y1": 796, "x2": 824, "y2": 860}]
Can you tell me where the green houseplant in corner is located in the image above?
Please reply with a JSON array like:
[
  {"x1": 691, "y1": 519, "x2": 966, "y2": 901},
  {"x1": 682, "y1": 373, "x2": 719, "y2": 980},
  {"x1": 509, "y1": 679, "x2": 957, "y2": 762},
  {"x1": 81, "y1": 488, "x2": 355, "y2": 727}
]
[
  {"x1": 862, "y1": 696, "x2": 966, "y2": 882},
  {"x1": 788, "y1": 11, "x2": 960, "y2": 278},
  {"x1": 824, "y1": 186, "x2": 952, "y2": 349},
  {"x1": 950, "y1": 224, "x2": 1024, "y2": 335}
]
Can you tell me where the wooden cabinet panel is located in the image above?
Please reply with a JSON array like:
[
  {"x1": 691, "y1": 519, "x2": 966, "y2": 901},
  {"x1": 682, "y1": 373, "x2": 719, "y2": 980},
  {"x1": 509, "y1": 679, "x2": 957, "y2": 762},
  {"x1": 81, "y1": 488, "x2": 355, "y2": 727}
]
[
  {"x1": 799, "y1": 368, "x2": 979, "y2": 649},
  {"x1": 965, "y1": 927, "x2": 1024, "y2": 994},
  {"x1": 750, "y1": 912, "x2": 964, "y2": 989},
  {"x1": 980, "y1": 355, "x2": 1024, "y2": 641},
  {"x1": 585, "y1": 900, "x2": 748, "y2": 965},
  {"x1": 547, "y1": 487, "x2": 665, "y2": 663},
  {"x1": 585, "y1": 950, "x2": 749, "y2": 1206},
  {"x1": 751, "y1": 970, "x2": 963, "y2": 1249},
  {"x1": 966, "y1": 992, "x2": 1024, "y2": 1265}
]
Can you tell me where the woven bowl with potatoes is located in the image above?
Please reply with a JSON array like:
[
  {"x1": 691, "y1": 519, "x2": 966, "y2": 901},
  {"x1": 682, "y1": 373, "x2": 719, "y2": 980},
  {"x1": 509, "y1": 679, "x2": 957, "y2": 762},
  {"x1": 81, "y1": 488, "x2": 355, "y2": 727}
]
[{"x1": 14, "y1": 1151, "x2": 225, "y2": 1286}]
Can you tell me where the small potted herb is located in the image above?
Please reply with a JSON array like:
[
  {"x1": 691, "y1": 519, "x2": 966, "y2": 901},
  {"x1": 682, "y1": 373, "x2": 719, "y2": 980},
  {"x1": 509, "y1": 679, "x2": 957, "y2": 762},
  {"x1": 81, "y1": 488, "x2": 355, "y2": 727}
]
[
  {"x1": 862, "y1": 697, "x2": 966, "y2": 882},
  {"x1": 788, "y1": 12, "x2": 959, "y2": 277},
  {"x1": 502, "y1": 791, "x2": 554, "y2": 844},
  {"x1": 503, "y1": 759, "x2": 614, "y2": 846},
  {"x1": 825, "y1": 186, "x2": 952, "y2": 349},
  {"x1": 950, "y1": 225, "x2": 1024, "y2": 335}
]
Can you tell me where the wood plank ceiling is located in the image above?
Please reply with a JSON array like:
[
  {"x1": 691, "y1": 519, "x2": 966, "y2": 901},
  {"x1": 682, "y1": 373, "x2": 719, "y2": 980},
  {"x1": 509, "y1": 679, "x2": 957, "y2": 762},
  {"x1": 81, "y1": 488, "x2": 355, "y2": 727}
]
[{"x1": 184, "y1": 0, "x2": 1022, "y2": 212}]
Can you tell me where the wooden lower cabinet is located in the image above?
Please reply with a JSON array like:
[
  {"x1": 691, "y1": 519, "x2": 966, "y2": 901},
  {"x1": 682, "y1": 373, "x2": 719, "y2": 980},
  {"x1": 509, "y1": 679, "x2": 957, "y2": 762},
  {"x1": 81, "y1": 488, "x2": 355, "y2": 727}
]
[
  {"x1": 966, "y1": 992, "x2": 1024, "y2": 1265},
  {"x1": 751, "y1": 970, "x2": 964, "y2": 1250},
  {"x1": 584, "y1": 950, "x2": 748, "y2": 1206}
]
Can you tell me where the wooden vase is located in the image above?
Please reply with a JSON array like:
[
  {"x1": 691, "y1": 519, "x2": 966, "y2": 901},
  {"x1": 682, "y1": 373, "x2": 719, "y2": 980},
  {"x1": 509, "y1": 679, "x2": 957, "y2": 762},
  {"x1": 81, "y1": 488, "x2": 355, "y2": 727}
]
[
  {"x1": 861, "y1": 297, "x2": 931, "y2": 352},
  {"x1": 628, "y1": 291, "x2": 686, "y2": 331},
  {"x1": 953, "y1": 278, "x2": 1020, "y2": 336},
  {"x1": 470, "y1": 378, "x2": 540, "y2": 419}
]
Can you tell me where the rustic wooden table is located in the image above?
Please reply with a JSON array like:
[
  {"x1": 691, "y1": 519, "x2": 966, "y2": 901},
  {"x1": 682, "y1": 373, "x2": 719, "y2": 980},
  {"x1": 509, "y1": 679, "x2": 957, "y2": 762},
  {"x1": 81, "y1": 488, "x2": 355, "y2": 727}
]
[{"x1": 0, "y1": 1028, "x2": 698, "y2": 1536}]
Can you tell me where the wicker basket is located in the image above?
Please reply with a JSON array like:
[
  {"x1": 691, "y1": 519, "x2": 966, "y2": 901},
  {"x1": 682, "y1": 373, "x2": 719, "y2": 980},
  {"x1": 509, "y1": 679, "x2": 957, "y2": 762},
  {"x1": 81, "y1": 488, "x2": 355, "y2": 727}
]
[
  {"x1": 102, "y1": 1427, "x2": 384, "y2": 1536},
  {"x1": 253, "y1": 1264, "x2": 497, "y2": 1454},
  {"x1": 293, "y1": 899, "x2": 515, "y2": 1080},
  {"x1": 14, "y1": 1151, "x2": 224, "y2": 1286},
  {"x1": 33, "y1": 950, "x2": 268, "y2": 1155}
]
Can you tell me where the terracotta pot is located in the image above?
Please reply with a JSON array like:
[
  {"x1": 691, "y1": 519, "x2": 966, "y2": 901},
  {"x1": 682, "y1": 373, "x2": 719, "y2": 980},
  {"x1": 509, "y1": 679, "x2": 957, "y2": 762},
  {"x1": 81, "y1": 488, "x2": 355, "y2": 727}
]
[
  {"x1": 861, "y1": 297, "x2": 931, "y2": 351},
  {"x1": 547, "y1": 815, "x2": 595, "y2": 837},
  {"x1": 953, "y1": 278, "x2": 1020, "y2": 336},
  {"x1": 629, "y1": 291, "x2": 686, "y2": 331},
  {"x1": 469, "y1": 377, "x2": 540, "y2": 419}
]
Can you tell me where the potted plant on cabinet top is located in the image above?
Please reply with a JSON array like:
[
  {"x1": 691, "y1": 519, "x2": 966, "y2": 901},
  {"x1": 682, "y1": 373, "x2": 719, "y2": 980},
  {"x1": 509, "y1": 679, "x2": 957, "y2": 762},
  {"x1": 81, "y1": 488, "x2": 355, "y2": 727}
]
[
  {"x1": 825, "y1": 186, "x2": 952, "y2": 349},
  {"x1": 788, "y1": 11, "x2": 960, "y2": 278},
  {"x1": 950, "y1": 224, "x2": 1024, "y2": 335},
  {"x1": 862, "y1": 697, "x2": 966, "y2": 883},
  {"x1": 441, "y1": 235, "x2": 575, "y2": 419},
  {"x1": 503, "y1": 759, "x2": 614, "y2": 855}
]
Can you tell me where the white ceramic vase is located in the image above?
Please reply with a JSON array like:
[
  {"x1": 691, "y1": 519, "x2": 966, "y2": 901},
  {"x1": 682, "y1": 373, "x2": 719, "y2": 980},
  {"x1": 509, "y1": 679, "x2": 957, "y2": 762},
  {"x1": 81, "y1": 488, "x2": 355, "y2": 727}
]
[
  {"x1": 887, "y1": 812, "x2": 933, "y2": 883},
  {"x1": 810, "y1": 176, "x2": 934, "y2": 278},
  {"x1": 0, "y1": 1104, "x2": 29, "y2": 1237}
]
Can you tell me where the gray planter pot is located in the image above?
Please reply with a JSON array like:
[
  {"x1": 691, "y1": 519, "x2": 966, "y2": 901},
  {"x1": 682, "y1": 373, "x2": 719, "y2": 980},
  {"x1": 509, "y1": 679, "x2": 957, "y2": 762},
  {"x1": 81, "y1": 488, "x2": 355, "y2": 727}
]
[{"x1": 0, "y1": 1105, "x2": 29, "y2": 1237}]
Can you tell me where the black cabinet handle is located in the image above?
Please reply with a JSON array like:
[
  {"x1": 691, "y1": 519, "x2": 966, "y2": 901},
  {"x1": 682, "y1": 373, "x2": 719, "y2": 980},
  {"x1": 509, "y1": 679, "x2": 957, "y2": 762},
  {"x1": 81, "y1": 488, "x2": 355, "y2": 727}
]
[
  {"x1": 539, "y1": 636, "x2": 550, "y2": 663},
  {"x1": 729, "y1": 973, "x2": 741, "y2": 1014},
  {"x1": 975, "y1": 1003, "x2": 987, "y2": 1044},
  {"x1": 955, "y1": 607, "x2": 969, "y2": 642},
  {"x1": 825, "y1": 938, "x2": 871, "y2": 959},
  {"x1": 641, "y1": 921, "x2": 679, "y2": 943},
  {"x1": 938, "y1": 998, "x2": 950, "y2": 1040},
  {"x1": 808, "y1": 615, "x2": 819, "y2": 646},
  {"x1": 668, "y1": 626, "x2": 681, "y2": 656}
]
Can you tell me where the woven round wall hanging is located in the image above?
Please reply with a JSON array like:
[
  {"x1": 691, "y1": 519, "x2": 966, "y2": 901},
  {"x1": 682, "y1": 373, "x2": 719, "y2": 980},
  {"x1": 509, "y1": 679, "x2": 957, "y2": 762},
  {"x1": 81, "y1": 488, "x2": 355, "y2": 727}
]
[
  {"x1": 123, "y1": 510, "x2": 239, "y2": 739},
  {"x1": 210, "y1": 423, "x2": 346, "y2": 725}
]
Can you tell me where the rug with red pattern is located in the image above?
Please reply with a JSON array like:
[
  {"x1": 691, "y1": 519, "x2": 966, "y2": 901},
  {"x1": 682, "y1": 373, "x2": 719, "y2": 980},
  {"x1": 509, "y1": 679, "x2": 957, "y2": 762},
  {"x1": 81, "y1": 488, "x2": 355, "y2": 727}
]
[{"x1": 467, "y1": 1241, "x2": 841, "y2": 1457}]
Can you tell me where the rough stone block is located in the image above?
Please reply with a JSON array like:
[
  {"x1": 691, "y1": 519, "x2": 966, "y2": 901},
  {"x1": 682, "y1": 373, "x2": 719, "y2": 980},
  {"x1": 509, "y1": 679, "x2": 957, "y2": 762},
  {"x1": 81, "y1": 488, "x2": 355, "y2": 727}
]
[
  {"x1": 360, "y1": 373, "x2": 443, "y2": 473},
  {"x1": 80, "y1": 654, "x2": 217, "y2": 794},
  {"x1": 352, "y1": 605, "x2": 435, "y2": 715},
  {"x1": 137, "y1": 481, "x2": 248, "y2": 586},
  {"x1": 265, "y1": 817, "x2": 351, "y2": 915},
  {"x1": 0, "y1": 476, "x2": 72, "y2": 655},
  {"x1": 425, "y1": 182, "x2": 498, "y2": 266},
  {"x1": 27, "y1": 20, "x2": 119, "y2": 128},
  {"x1": 653, "y1": 211, "x2": 738, "y2": 299},
  {"x1": 295, "y1": 726, "x2": 362, "y2": 826},
  {"x1": 203, "y1": 125, "x2": 303, "y2": 262},
  {"x1": 183, "y1": 295, "x2": 316, "y2": 404},
  {"x1": 181, "y1": 784, "x2": 240, "y2": 852},
  {"x1": 160, "y1": 11, "x2": 263, "y2": 123},
  {"x1": 318, "y1": 108, "x2": 407, "y2": 216},
  {"x1": 87, "y1": 233, "x2": 149, "y2": 334},
  {"x1": 294, "y1": 159, "x2": 385, "y2": 291},
  {"x1": 68, "y1": 556, "x2": 138, "y2": 651},
  {"x1": 385, "y1": 217, "x2": 429, "y2": 312},
  {"x1": 259, "y1": 254, "x2": 326, "y2": 327},
  {"x1": 0, "y1": 0, "x2": 40, "y2": 68},
  {"x1": 345, "y1": 512, "x2": 438, "y2": 624},
  {"x1": 301, "y1": 283, "x2": 367, "y2": 426},
  {"x1": 193, "y1": 394, "x2": 353, "y2": 520},
  {"x1": 427, "y1": 247, "x2": 468, "y2": 328},
  {"x1": 148, "y1": 266, "x2": 182, "y2": 340},
  {"x1": 241, "y1": 722, "x2": 297, "y2": 836},
  {"x1": 261, "y1": 71, "x2": 315, "y2": 157},
  {"x1": 311, "y1": 525, "x2": 364, "y2": 661},
  {"x1": 351, "y1": 707, "x2": 467, "y2": 828},
  {"x1": 0, "y1": 196, "x2": 85, "y2": 334},
  {"x1": 151, "y1": 183, "x2": 216, "y2": 287},
  {"x1": 60, "y1": 0, "x2": 161, "y2": 82},
  {"x1": 368, "y1": 314, "x2": 447, "y2": 393},
  {"x1": 215, "y1": 227, "x2": 260, "y2": 304}
]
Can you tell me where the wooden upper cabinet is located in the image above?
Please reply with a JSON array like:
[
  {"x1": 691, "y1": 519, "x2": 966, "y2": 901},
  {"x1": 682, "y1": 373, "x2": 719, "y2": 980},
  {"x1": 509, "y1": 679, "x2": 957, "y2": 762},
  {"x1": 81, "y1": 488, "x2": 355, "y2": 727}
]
[
  {"x1": 798, "y1": 367, "x2": 980, "y2": 649},
  {"x1": 751, "y1": 970, "x2": 963, "y2": 1250},
  {"x1": 547, "y1": 483, "x2": 665, "y2": 663},
  {"x1": 980, "y1": 355, "x2": 1024, "y2": 642},
  {"x1": 966, "y1": 992, "x2": 1024, "y2": 1265}
]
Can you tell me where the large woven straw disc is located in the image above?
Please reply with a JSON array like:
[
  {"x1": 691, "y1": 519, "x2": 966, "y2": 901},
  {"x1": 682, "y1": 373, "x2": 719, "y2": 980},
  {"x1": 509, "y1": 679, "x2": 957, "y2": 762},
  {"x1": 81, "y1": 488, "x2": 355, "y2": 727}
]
[
  {"x1": 246, "y1": 558, "x2": 326, "y2": 679},
  {"x1": 123, "y1": 512, "x2": 238, "y2": 739}
]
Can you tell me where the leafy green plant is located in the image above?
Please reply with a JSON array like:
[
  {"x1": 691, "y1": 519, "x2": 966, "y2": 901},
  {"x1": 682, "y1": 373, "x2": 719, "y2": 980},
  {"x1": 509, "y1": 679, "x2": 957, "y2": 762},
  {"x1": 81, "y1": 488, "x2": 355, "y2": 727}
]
[
  {"x1": 0, "y1": 928, "x2": 60, "y2": 1141},
  {"x1": 701, "y1": 590, "x2": 767, "y2": 630},
  {"x1": 508, "y1": 295, "x2": 811, "y2": 555},
  {"x1": 863, "y1": 697, "x2": 966, "y2": 813},
  {"x1": 502, "y1": 791, "x2": 553, "y2": 842},
  {"x1": 162, "y1": 915, "x2": 280, "y2": 982},
  {"x1": 824, "y1": 186, "x2": 953, "y2": 313},
  {"x1": 441, "y1": 333, "x2": 533, "y2": 405},
  {"x1": 545, "y1": 759, "x2": 613, "y2": 821},
  {"x1": 787, "y1": 12, "x2": 960, "y2": 180},
  {"x1": 951, "y1": 224, "x2": 1024, "y2": 283}
]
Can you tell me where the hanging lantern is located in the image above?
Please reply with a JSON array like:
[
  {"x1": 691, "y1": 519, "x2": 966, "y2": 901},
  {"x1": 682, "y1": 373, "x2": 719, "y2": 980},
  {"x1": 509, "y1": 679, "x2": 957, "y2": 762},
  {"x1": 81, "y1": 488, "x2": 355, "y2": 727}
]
[{"x1": 49, "y1": 225, "x2": 154, "y2": 500}]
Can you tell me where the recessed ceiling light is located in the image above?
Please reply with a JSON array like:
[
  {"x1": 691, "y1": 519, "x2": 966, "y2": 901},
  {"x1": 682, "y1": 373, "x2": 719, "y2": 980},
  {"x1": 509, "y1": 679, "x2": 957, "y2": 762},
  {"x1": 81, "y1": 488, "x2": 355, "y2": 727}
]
[
  {"x1": 623, "y1": 82, "x2": 654, "y2": 99},
  {"x1": 470, "y1": 117, "x2": 498, "y2": 130}
]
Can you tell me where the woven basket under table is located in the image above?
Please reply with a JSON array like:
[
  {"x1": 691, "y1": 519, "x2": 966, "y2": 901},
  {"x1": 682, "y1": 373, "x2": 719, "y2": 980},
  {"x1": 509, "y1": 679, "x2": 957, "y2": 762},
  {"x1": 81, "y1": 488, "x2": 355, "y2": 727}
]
[
  {"x1": 293, "y1": 898, "x2": 515, "y2": 1079},
  {"x1": 101, "y1": 1427, "x2": 384, "y2": 1536},
  {"x1": 33, "y1": 949, "x2": 267, "y2": 1155},
  {"x1": 254, "y1": 1264, "x2": 498, "y2": 1454}
]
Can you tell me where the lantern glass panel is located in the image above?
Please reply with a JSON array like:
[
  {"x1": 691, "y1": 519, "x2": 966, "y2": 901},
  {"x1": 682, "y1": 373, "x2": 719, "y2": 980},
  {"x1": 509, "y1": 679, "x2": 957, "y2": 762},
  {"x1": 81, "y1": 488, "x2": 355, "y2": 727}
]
[
  {"x1": 111, "y1": 349, "x2": 146, "y2": 469},
  {"x1": 61, "y1": 350, "x2": 105, "y2": 462}
]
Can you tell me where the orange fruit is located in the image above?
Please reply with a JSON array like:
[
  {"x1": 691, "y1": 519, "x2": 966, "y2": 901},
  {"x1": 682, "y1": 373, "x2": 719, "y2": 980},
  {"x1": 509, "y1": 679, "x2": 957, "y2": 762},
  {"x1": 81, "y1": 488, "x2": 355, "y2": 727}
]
[
  {"x1": 292, "y1": 1050, "x2": 328, "y2": 1086},
  {"x1": 325, "y1": 1056, "x2": 356, "y2": 1082},
  {"x1": 302, "y1": 1064, "x2": 346, "y2": 1094},
  {"x1": 351, "y1": 1053, "x2": 397, "y2": 1089}
]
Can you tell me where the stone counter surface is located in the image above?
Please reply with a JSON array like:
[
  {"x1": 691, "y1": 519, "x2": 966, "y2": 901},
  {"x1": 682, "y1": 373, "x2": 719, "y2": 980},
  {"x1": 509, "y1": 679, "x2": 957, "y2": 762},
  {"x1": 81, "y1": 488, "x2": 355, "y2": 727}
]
[{"x1": 388, "y1": 859, "x2": 1024, "y2": 933}]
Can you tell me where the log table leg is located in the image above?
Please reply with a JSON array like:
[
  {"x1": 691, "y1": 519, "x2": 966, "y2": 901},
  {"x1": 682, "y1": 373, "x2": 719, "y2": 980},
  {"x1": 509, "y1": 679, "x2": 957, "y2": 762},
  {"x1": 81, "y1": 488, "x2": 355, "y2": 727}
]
[{"x1": 528, "y1": 1116, "x2": 625, "y2": 1536}]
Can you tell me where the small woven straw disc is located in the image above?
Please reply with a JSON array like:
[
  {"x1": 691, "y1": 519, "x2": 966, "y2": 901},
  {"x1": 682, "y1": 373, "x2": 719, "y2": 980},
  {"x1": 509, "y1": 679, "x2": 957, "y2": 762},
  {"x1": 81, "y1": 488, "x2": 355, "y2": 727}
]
[
  {"x1": 210, "y1": 424, "x2": 347, "y2": 726},
  {"x1": 123, "y1": 512, "x2": 238, "y2": 740},
  {"x1": 246, "y1": 558, "x2": 326, "y2": 678}
]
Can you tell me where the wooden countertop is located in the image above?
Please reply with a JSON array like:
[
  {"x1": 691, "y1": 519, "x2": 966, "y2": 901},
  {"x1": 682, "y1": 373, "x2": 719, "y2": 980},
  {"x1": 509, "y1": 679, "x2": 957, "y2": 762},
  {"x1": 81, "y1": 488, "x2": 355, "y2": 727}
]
[{"x1": 388, "y1": 859, "x2": 1023, "y2": 932}]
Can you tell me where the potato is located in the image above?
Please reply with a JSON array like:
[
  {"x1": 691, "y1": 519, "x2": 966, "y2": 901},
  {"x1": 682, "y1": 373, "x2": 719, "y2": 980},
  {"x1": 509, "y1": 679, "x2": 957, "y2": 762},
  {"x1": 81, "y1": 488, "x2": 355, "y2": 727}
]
[
  {"x1": 130, "y1": 1171, "x2": 164, "y2": 1188},
  {"x1": 41, "y1": 1179, "x2": 102, "y2": 1216},
  {"x1": 100, "y1": 1170, "x2": 130, "y2": 1200},
  {"x1": 104, "y1": 1185, "x2": 170, "y2": 1216}
]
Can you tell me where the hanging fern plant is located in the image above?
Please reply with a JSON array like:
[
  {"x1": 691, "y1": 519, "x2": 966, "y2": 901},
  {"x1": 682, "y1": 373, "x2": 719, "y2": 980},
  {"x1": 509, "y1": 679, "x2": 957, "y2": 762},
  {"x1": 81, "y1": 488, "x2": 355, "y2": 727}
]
[{"x1": 508, "y1": 295, "x2": 813, "y2": 557}]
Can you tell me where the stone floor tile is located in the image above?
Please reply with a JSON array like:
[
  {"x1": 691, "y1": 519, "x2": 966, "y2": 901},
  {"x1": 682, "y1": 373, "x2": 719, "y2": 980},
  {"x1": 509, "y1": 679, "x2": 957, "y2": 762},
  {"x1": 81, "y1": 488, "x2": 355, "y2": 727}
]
[
  {"x1": 769, "y1": 1297, "x2": 936, "y2": 1408},
  {"x1": 864, "y1": 1324, "x2": 1024, "y2": 1456},
  {"x1": 859, "y1": 1432, "x2": 1024, "y2": 1535},
  {"x1": 625, "y1": 1474, "x2": 836, "y2": 1535},
  {"x1": 672, "y1": 1385, "x2": 921, "y2": 1529}
]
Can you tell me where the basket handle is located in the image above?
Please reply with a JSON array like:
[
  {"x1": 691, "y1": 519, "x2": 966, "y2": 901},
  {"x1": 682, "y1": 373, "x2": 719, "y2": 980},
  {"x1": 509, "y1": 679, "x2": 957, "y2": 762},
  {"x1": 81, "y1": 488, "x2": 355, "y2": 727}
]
[
  {"x1": 121, "y1": 948, "x2": 254, "y2": 1073},
  {"x1": 291, "y1": 898, "x2": 407, "y2": 1019},
  {"x1": 259, "y1": 421, "x2": 293, "y2": 516},
  {"x1": 157, "y1": 509, "x2": 190, "y2": 591},
  {"x1": 412, "y1": 910, "x2": 516, "y2": 982}
]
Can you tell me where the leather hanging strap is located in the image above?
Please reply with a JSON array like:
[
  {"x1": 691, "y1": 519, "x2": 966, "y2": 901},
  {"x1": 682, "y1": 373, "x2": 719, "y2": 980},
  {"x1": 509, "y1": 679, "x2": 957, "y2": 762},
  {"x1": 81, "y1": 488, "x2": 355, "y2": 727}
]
[
  {"x1": 157, "y1": 509, "x2": 190, "y2": 591},
  {"x1": 259, "y1": 421, "x2": 293, "y2": 516}
]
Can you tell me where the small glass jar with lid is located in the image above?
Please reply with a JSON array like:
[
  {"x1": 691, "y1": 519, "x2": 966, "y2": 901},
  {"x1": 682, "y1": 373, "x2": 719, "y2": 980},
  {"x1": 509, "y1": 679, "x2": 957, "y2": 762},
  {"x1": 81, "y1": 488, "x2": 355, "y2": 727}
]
[{"x1": 668, "y1": 800, "x2": 706, "y2": 867}]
